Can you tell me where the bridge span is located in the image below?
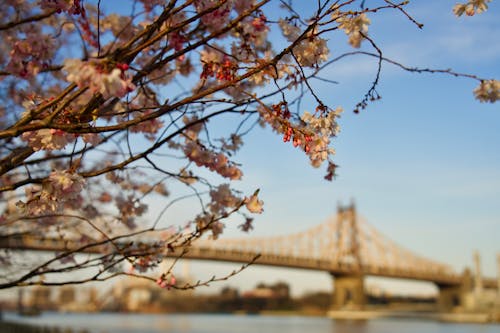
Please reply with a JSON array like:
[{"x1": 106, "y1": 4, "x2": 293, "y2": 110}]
[{"x1": 1, "y1": 204, "x2": 497, "y2": 311}]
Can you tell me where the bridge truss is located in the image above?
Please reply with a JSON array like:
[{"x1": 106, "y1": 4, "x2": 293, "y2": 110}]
[{"x1": 189, "y1": 205, "x2": 461, "y2": 285}]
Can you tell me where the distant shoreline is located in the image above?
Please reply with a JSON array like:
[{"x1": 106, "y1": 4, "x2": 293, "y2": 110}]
[{"x1": 327, "y1": 310, "x2": 499, "y2": 324}]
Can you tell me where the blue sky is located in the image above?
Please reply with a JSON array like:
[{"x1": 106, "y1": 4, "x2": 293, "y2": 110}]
[{"x1": 176, "y1": 1, "x2": 500, "y2": 296}]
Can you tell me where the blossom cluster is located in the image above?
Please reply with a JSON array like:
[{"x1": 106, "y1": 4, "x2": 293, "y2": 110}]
[
  {"x1": 336, "y1": 12, "x2": 371, "y2": 48},
  {"x1": 63, "y1": 59, "x2": 135, "y2": 98},
  {"x1": 258, "y1": 103, "x2": 342, "y2": 169},
  {"x1": 21, "y1": 129, "x2": 73, "y2": 151},
  {"x1": 17, "y1": 170, "x2": 85, "y2": 215},
  {"x1": 6, "y1": 27, "x2": 55, "y2": 78},
  {"x1": 200, "y1": 48, "x2": 238, "y2": 82},
  {"x1": 21, "y1": 128, "x2": 100, "y2": 152},
  {"x1": 129, "y1": 253, "x2": 163, "y2": 273},
  {"x1": 453, "y1": 0, "x2": 491, "y2": 16},
  {"x1": 474, "y1": 79, "x2": 500, "y2": 103},
  {"x1": 139, "y1": 0, "x2": 165, "y2": 13},
  {"x1": 233, "y1": 12, "x2": 269, "y2": 51},
  {"x1": 194, "y1": 0, "x2": 234, "y2": 32},
  {"x1": 39, "y1": 0, "x2": 85, "y2": 15},
  {"x1": 279, "y1": 20, "x2": 329, "y2": 67},
  {"x1": 194, "y1": 185, "x2": 263, "y2": 239},
  {"x1": 18, "y1": 94, "x2": 102, "y2": 151},
  {"x1": 128, "y1": 111, "x2": 164, "y2": 141},
  {"x1": 156, "y1": 274, "x2": 176, "y2": 289},
  {"x1": 179, "y1": 116, "x2": 243, "y2": 180},
  {"x1": 300, "y1": 107, "x2": 342, "y2": 167},
  {"x1": 244, "y1": 192, "x2": 263, "y2": 214},
  {"x1": 209, "y1": 184, "x2": 241, "y2": 214},
  {"x1": 115, "y1": 194, "x2": 148, "y2": 229},
  {"x1": 293, "y1": 34, "x2": 330, "y2": 67},
  {"x1": 184, "y1": 143, "x2": 243, "y2": 180}
]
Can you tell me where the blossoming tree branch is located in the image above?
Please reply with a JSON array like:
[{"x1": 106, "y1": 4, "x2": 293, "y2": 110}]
[{"x1": 0, "y1": 0, "x2": 497, "y2": 290}]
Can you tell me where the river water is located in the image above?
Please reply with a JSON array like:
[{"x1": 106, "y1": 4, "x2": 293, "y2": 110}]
[{"x1": 2, "y1": 312, "x2": 499, "y2": 333}]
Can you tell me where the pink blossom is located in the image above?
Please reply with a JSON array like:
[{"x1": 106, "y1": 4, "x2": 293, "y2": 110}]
[
  {"x1": 139, "y1": 0, "x2": 164, "y2": 13},
  {"x1": 39, "y1": 0, "x2": 72, "y2": 13},
  {"x1": 81, "y1": 133, "x2": 101, "y2": 146},
  {"x1": 17, "y1": 170, "x2": 85, "y2": 215},
  {"x1": 129, "y1": 111, "x2": 164, "y2": 141},
  {"x1": 115, "y1": 195, "x2": 147, "y2": 228},
  {"x1": 209, "y1": 184, "x2": 241, "y2": 214},
  {"x1": 64, "y1": 59, "x2": 135, "y2": 98},
  {"x1": 183, "y1": 143, "x2": 243, "y2": 180},
  {"x1": 39, "y1": 0, "x2": 85, "y2": 15},
  {"x1": 234, "y1": 0, "x2": 255, "y2": 14},
  {"x1": 194, "y1": 0, "x2": 234, "y2": 32},
  {"x1": 239, "y1": 217, "x2": 254, "y2": 232},
  {"x1": 47, "y1": 170, "x2": 85, "y2": 200},
  {"x1": 21, "y1": 129, "x2": 73, "y2": 151},
  {"x1": 6, "y1": 28, "x2": 55, "y2": 78},
  {"x1": 211, "y1": 221, "x2": 225, "y2": 239},
  {"x1": 132, "y1": 257, "x2": 151, "y2": 273},
  {"x1": 156, "y1": 274, "x2": 176, "y2": 289}
]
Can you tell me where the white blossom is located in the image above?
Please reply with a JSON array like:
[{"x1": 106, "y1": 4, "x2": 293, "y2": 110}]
[
  {"x1": 336, "y1": 13, "x2": 371, "y2": 48},
  {"x1": 453, "y1": 0, "x2": 491, "y2": 16},
  {"x1": 245, "y1": 192, "x2": 263, "y2": 213}
]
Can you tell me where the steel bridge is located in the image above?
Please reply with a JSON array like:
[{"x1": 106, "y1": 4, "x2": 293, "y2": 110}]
[{"x1": 1, "y1": 204, "x2": 497, "y2": 310}]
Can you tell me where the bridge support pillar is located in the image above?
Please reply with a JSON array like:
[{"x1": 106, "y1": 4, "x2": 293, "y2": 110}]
[
  {"x1": 437, "y1": 284, "x2": 463, "y2": 311},
  {"x1": 330, "y1": 273, "x2": 365, "y2": 310},
  {"x1": 436, "y1": 269, "x2": 473, "y2": 312}
]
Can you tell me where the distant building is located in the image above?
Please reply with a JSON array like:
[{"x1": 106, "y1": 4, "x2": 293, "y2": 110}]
[
  {"x1": 58, "y1": 286, "x2": 76, "y2": 304},
  {"x1": 29, "y1": 286, "x2": 52, "y2": 310},
  {"x1": 241, "y1": 282, "x2": 293, "y2": 312}
]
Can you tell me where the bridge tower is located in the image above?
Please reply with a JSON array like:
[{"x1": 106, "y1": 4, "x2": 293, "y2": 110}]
[
  {"x1": 436, "y1": 268, "x2": 473, "y2": 312},
  {"x1": 330, "y1": 203, "x2": 365, "y2": 310},
  {"x1": 473, "y1": 250, "x2": 483, "y2": 295},
  {"x1": 497, "y1": 253, "x2": 500, "y2": 297}
]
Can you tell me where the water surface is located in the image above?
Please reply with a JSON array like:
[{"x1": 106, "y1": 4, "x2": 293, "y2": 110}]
[{"x1": 3, "y1": 312, "x2": 499, "y2": 333}]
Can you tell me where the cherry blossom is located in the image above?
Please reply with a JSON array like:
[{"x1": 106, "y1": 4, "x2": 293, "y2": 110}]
[
  {"x1": 183, "y1": 143, "x2": 243, "y2": 180},
  {"x1": 6, "y1": 27, "x2": 55, "y2": 78},
  {"x1": 239, "y1": 217, "x2": 254, "y2": 232},
  {"x1": 257, "y1": 103, "x2": 342, "y2": 169},
  {"x1": 194, "y1": 0, "x2": 234, "y2": 32},
  {"x1": 16, "y1": 170, "x2": 85, "y2": 215},
  {"x1": 336, "y1": 12, "x2": 371, "y2": 48},
  {"x1": 278, "y1": 19, "x2": 301, "y2": 42},
  {"x1": 21, "y1": 129, "x2": 73, "y2": 151},
  {"x1": 115, "y1": 194, "x2": 148, "y2": 227},
  {"x1": 48, "y1": 170, "x2": 85, "y2": 199},
  {"x1": 210, "y1": 221, "x2": 225, "y2": 240},
  {"x1": 293, "y1": 34, "x2": 330, "y2": 67},
  {"x1": 245, "y1": 192, "x2": 264, "y2": 214},
  {"x1": 128, "y1": 111, "x2": 164, "y2": 141},
  {"x1": 279, "y1": 21, "x2": 329, "y2": 67},
  {"x1": 453, "y1": 0, "x2": 491, "y2": 16},
  {"x1": 474, "y1": 79, "x2": 500, "y2": 103},
  {"x1": 39, "y1": 0, "x2": 85, "y2": 15},
  {"x1": 156, "y1": 274, "x2": 176, "y2": 289},
  {"x1": 209, "y1": 184, "x2": 241, "y2": 214},
  {"x1": 81, "y1": 133, "x2": 101, "y2": 146},
  {"x1": 64, "y1": 59, "x2": 135, "y2": 98}
]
